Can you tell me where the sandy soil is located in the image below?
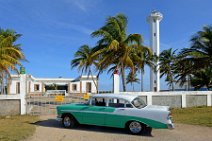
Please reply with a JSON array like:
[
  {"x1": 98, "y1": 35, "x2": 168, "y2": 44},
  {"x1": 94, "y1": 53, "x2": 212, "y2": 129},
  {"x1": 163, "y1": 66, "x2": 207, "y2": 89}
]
[{"x1": 24, "y1": 115, "x2": 212, "y2": 141}]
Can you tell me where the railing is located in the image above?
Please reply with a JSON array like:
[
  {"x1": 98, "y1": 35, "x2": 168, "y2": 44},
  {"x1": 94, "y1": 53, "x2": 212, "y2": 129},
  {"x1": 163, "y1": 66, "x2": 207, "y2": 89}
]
[
  {"x1": 26, "y1": 95, "x2": 85, "y2": 115},
  {"x1": 45, "y1": 90, "x2": 67, "y2": 96}
]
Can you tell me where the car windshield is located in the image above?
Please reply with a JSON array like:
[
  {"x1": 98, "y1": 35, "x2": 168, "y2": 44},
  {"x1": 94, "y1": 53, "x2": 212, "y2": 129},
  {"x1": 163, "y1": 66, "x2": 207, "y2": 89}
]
[{"x1": 132, "y1": 97, "x2": 146, "y2": 109}]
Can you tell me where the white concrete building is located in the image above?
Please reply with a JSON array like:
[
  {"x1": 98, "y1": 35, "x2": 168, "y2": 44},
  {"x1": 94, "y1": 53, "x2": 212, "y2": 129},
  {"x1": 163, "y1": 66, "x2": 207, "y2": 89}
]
[{"x1": 8, "y1": 74, "x2": 98, "y2": 95}]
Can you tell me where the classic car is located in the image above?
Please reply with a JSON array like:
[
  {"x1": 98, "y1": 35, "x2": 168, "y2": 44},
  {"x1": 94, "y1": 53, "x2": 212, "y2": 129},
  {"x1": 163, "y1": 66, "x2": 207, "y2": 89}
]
[{"x1": 56, "y1": 94, "x2": 174, "y2": 135}]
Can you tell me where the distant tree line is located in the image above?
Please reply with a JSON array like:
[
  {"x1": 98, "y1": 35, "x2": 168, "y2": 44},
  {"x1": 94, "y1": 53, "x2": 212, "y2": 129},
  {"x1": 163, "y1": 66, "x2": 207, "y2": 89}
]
[{"x1": 71, "y1": 13, "x2": 212, "y2": 91}]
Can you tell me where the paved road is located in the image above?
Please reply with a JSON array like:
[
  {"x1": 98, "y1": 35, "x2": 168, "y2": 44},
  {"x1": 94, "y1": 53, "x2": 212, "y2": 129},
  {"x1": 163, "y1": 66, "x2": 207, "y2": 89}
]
[{"x1": 25, "y1": 115, "x2": 212, "y2": 141}]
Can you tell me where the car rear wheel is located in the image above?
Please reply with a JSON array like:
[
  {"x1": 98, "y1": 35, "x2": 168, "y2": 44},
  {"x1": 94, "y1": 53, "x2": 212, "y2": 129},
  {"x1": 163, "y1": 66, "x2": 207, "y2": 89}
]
[
  {"x1": 143, "y1": 126, "x2": 152, "y2": 136},
  {"x1": 62, "y1": 115, "x2": 76, "y2": 128},
  {"x1": 128, "y1": 121, "x2": 144, "y2": 135}
]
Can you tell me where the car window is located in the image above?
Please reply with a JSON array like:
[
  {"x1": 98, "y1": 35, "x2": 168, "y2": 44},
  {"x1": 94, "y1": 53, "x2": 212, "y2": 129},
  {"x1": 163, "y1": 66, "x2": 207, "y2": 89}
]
[
  {"x1": 132, "y1": 97, "x2": 146, "y2": 109},
  {"x1": 108, "y1": 98, "x2": 133, "y2": 108},
  {"x1": 126, "y1": 103, "x2": 133, "y2": 108},
  {"x1": 91, "y1": 98, "x2": 106, "y2": 106}
]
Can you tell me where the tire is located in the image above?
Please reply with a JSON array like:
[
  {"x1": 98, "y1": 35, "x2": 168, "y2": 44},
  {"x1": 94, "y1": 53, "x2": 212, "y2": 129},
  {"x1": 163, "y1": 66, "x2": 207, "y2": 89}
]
[
  {"x1": 143, "y1": 127, "x2": 152, "y2": 136},
  {"x1": 127, "y1": 121, "x2": 144, "y2": 135},
  {"x1": 62, "y1": 115, "x2": 76, "y2": 128}
]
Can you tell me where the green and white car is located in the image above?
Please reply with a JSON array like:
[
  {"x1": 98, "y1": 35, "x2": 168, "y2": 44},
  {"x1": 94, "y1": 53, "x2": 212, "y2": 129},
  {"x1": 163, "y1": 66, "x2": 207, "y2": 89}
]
[{"x1": 56, "y1": 94, "x2": 174, "y2": 135}]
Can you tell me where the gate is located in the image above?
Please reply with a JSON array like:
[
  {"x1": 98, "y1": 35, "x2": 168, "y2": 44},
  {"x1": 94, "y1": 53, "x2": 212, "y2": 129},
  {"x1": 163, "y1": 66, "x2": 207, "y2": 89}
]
[{"x1": 26, "y1": 94, "x2": 85, "y2": 115}]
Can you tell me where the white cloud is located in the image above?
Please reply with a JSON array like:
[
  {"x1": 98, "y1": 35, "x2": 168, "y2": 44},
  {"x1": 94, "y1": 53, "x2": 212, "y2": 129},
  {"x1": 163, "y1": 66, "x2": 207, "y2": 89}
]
[
  {"x1": 52, "y1": 21, "x2": 93, "y2": 35},
  {"x1": 72, "y1": 0, "x2": 87, "y2": 12},
  {"x1": 65, "y1": 0, "x2": 102, "y2": 13}
]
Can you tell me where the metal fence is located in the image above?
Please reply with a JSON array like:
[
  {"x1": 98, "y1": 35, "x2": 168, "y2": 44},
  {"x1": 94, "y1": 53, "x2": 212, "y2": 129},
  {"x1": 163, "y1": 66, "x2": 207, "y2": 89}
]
[{"x1": 26, "y1": 95, "x2": 85, "y2": 115}]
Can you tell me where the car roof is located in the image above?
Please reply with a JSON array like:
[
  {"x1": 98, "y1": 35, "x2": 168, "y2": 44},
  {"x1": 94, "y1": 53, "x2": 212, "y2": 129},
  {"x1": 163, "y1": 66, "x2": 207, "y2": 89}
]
[{"x1": 91, "y1": 93, "x2": 138, "y2": 102}]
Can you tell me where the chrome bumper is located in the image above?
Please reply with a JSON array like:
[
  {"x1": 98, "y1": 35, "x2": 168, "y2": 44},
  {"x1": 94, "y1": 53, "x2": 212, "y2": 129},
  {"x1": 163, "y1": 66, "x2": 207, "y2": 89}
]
[{"x1": 167, "y1": 123, "x2": 175, "y2": 129}]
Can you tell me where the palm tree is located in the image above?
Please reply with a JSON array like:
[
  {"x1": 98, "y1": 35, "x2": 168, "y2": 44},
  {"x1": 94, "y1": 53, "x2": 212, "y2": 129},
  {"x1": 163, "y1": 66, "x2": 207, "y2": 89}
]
[
  {"x1": 91, "y1": 13, "x2": 149, "y2": 91},
  {"x1": 190, "y1": 67, "x2": 212, "y2": 90},
  {"x1": 0, "y1": 28, "x2": 25, "y2": 94},
  {"x1": 180, "y1": 26, "x2": 212, "y2": 69},
  {"x1": 49, "y1": 83, "x2": 58, "y2": 90},
  {"x1": 71, "y1": 45, "x2": 98, "y2": 92},
  {"x1": 176, "y1": 26, "x2": 212, "y2": 89},
  {"x1": 126, "y1": 72, "x2": 140, "y2": 91},
  {"x1": 134, "y1": 47, "x2": 154, "y2": 91},
  {"x1": 159, "y1": 48, "x2": 177, "y2": 91}
]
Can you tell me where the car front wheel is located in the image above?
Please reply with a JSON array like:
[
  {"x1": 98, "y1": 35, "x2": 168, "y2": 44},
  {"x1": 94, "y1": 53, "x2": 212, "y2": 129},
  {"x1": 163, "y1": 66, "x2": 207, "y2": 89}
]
[{"x1": 62, "y1": 115, "x2": 76, "y2": 128}]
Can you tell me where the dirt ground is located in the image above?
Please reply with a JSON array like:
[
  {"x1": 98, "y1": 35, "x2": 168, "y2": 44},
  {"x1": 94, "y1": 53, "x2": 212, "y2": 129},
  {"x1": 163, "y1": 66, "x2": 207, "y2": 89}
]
[{"x1": 24, "y1": 115, "x2": 212, "y2": 141}]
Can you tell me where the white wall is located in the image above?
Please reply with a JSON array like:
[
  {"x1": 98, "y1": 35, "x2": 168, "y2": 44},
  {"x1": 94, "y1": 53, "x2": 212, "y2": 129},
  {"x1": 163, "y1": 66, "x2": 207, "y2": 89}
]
[
  {"x1": 81, "y1": 80, "x2": 97, "y2": 93},
  {"x1": 122, "y1": 91, "x2": 212, "y2": 108},
  {"x1": 9, "y1": 75, "x2": 98, "y2": 94},
  {"x1": 10, "y1": 80, "x2": 19, "y2": 94},
  {"x1": 69, "y1": 82, "x2": 80, "y2": 93},
  {"x1": 29, "y1": 81, "x2": 43, "y2": 93},
  {"x1": 9, "y1": 77, "x2": 43, "y2": 94}
]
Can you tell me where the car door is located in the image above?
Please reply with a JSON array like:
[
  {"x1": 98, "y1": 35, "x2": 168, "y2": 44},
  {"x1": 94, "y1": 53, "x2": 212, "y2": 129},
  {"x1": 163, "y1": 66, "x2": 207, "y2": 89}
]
[
  {"x1": 105, "y1": 98, "x2": 133, "y2": 128},
  {"x1": 82, "y1": 97, "x2": 113, "y2": 126}
]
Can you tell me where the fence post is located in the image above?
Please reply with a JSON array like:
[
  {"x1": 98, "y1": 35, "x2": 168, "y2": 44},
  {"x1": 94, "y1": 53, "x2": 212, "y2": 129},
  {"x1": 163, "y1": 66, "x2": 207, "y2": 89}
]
[
  {"x1": 113, "y1": 69, "x2": 119, "y2": 94},
  {"x1": 207, "y1": 94, "x2": 212, "y2": 106},
  {"x1": 147, "y1": 94, "x2": 152, "y2": 105},
  {"x1": 20, "y1": 67, "x2": 27, "y2": 115},
  {"x1": 182, "y1": 94, "x2": 187, "y2": 108}
]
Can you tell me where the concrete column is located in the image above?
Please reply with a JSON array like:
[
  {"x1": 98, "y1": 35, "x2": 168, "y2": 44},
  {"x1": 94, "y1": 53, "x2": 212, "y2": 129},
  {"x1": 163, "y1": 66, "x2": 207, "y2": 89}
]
[
  {"x1": 147, "y1": 94, "x2": 152, "y2": 105},
  {"x1": 182, "y1": 94, "x2": 187, "y2": 108},
  {"x1": 113, "y1": 70, "x2": 119, "y2": 94},
  {"x1": 68, "y1": 83, "x2": 71, "y2": 93},
  {"x1": 80, "y1": 79, "x2": 82, "y2": 94},
  {"x1": 42, "y1": 82, "x2": 45, "y2": 93},
  {"x1": 28, "y1": 81, "x2": 31, "y2": 93},
  {"x1": 20, "y1": 73, "x2": 27, "y2": 115},
  {"x1": 207, "y1": 94, "x2": 212, "y2": 106}
]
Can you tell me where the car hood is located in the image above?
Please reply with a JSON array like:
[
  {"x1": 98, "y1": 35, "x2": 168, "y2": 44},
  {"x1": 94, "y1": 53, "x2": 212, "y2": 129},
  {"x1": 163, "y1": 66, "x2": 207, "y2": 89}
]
[{"x1": 144, "y1": 105, "x2": 170, "y2": 111}]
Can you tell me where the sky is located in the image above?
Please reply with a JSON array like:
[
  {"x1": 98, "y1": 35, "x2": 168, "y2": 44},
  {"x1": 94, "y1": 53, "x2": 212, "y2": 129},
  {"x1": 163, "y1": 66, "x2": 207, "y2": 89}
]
[{"x1": 0, "y1": 0, "x2": 212, "y2": 91}]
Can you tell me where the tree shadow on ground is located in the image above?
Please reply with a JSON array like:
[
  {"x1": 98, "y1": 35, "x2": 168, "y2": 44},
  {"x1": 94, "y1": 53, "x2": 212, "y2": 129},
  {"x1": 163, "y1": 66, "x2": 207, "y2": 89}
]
[{"x1": 33, "y1": 118, "x2": 153, "y2": 137}]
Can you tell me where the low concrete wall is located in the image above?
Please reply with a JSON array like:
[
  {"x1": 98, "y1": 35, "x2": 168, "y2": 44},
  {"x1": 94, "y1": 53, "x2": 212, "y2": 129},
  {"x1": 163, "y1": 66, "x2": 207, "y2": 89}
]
[
  {"x1": 0, "y1": 95, "x2": 21, "y2": 116},
  {"x1": 122, "y1": 91, "x2": 212, "y2": 108},
  {"x1": 186, "y1": 95, "x2": 207, "y2": 107},
  {"x1": 152, "y1": 95, "x2": 182, "y2": 108}
]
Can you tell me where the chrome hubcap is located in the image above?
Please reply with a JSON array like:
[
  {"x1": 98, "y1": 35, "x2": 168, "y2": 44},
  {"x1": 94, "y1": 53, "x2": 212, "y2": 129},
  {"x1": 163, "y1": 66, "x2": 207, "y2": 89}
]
[
  {"x1": 63, "y1": 116, "x2": 71, "y2": 127},
  {"x1": 129, "y1": 121, "x2": 142, "y2": 133}
]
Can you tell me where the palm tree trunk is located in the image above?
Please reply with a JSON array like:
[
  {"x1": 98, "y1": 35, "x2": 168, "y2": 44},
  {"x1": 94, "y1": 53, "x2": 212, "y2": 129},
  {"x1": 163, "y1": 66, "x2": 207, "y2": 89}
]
[
  {"x1": 141, "y1": 71, "x2": 144, "y2": 92},
  {"x1": 171, "y1": 82, "x2": 174, "y2": 91},
  {"x1": 133, "y1": 83, "x2": 135, "y2": 92},
  {"x1": 171, "y1": 77, "x2": 175, "y2": 91},
  {"x1": 96, "y1": 70, "x2": 102, "y2": 94},
  {"x1": 1, "y1": 72, "x2": 4, "y2": 95},
  {"x1": 188, "y1": 75, "x2": 191, "y2": 91},
  {"x1": 89, "y1": 68, "x2": 98, "y2": 93},
  {"x1": 121, "y1": 64, "x2": 126, "y2": 92}
]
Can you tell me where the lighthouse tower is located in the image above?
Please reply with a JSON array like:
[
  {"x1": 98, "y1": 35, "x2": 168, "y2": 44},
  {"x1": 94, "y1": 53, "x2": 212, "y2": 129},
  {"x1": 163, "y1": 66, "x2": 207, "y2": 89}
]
[{"x1": 147, "y1": 11, "x2": 163, "y2": 92}]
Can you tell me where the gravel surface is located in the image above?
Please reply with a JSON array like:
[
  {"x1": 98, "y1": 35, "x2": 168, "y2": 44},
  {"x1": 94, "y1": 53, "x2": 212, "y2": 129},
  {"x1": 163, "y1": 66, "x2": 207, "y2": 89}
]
[{"x1": 24, "y1": 115, "x2": 212, "y2": 141}]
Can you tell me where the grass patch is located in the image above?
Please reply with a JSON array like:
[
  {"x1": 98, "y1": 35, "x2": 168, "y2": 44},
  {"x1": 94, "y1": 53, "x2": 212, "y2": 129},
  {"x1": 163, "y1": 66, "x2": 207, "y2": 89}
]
[
  {"x1": 0, "y1": 115, "x2": 39, "y2": 141},
  {"x1": 172, "y1": 106, "x2": 212, "y2": 127}
]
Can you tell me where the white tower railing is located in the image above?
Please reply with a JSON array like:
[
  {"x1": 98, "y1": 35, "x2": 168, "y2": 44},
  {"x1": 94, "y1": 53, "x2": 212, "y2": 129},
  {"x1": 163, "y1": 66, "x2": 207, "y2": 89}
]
[{"x1": 147, "y1": 11, "x2": 163, "y2": 92}]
